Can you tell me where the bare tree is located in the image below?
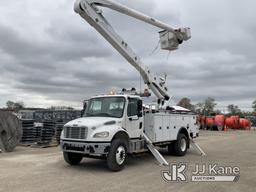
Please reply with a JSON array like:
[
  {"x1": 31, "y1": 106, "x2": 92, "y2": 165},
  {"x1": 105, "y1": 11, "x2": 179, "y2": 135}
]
[
  {"x1": 252, "y1": 100, "x2": 256, "y2": 113},
  {"x1": 177, "y1": 98, "x2": 195, "y2": 111},
  {"x1": 227, "y1": 104, "x2": 241, "y2": 115},
  {"x1": 6, "y1": 101, "x2": 25, "y2": 111},
  {"x1": 196, "y1": 97, "x2": 217, "y2": 115}
]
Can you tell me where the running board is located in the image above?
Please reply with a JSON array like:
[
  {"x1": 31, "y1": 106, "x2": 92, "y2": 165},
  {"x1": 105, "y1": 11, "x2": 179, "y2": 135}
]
[
  {"x1": 143, "y1": 133, "x2": 169, "y2": 166},
  {"x1": 190, "y1": 139, "x2": 206, "y2": 156}
]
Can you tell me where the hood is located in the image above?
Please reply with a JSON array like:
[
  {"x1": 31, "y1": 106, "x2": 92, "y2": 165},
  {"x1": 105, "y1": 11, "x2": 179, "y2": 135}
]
[{"x1": 65, "y1": 117, "x2": 119, "y2": 128}]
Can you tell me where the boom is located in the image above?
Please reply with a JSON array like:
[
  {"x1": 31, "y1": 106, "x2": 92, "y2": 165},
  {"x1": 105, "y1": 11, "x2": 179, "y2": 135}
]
[{"x1": 74, "y1": 0, "x2": 191, "y2": 104}]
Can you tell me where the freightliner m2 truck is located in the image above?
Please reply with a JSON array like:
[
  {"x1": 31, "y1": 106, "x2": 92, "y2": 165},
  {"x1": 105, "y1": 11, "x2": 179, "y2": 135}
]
[{"x1": 60, "y1": 0, "x2": 203, "y2": 171}]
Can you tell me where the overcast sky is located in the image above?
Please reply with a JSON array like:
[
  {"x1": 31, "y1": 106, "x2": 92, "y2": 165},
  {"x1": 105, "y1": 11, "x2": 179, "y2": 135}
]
[{"x1": 0, "y1": 0, "x2": 255, "y2": 111}]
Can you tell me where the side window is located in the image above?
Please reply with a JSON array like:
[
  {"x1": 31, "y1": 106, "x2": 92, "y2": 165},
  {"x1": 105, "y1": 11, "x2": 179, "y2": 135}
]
[{"x1": 127, "y1": 98, "x2": 138, "y2": 117}]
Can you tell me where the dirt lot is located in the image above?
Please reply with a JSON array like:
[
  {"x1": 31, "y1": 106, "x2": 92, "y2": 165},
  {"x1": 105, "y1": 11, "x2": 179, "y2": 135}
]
[{"x1": 0, "y1": 130, "x2": 256, "y2": 192}]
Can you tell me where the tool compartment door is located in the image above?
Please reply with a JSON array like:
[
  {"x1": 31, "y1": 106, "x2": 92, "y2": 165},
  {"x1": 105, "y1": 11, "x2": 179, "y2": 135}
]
[
  {"x1": 154, "y1": 114, "x2": 163, "y2": 142},
  {"x1": 162, "y1": 114, "x2": 170, "y2": 141},
  {"x1": 169, "y1": 115, "x2": 178, "y2": 141}
]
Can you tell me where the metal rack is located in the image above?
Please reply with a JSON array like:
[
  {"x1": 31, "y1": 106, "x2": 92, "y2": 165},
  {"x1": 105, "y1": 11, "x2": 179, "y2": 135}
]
[{"x1": 19, "y1": 110, "x2": 81, "y2": 146}]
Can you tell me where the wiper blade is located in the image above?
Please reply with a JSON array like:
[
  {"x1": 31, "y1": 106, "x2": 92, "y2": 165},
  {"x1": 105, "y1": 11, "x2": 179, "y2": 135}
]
[
  {"x1": 84, "y1": 113, "x2": 116, "y2": 117},
  {"x1": 96, "y1": 113, "x2": 111, "y2": 117}
]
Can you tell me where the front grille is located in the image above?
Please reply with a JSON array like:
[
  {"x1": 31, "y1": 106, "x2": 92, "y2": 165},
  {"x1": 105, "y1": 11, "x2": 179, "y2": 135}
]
[{"x1": 64, "y1": 126, "x2": 88, "y2": 139}]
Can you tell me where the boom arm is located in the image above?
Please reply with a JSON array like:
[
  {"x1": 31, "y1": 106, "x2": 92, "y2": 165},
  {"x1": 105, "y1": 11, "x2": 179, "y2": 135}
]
[{"x1": 74, "y1": 0, "x2": 191, "y2": 103}]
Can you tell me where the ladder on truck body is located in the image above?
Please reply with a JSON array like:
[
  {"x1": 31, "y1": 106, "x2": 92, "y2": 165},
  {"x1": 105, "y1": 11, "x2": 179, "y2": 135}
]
[
  {"x1": 143, "y1": 133, "x2": 206, "y2": 166},
  {"x1": 143, "y1": 133, "x2": 169, "y2": 166}
]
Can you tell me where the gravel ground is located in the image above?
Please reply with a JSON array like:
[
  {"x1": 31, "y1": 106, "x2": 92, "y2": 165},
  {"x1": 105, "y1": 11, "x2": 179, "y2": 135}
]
[{"x1": 0, "y1": 130, "x2": 255, "y2": 192}]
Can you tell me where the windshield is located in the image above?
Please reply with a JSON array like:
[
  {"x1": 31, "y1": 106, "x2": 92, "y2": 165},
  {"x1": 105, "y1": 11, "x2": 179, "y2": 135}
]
[{"x1": 84, "y1": 97, "x2": 125, "y2": 118}]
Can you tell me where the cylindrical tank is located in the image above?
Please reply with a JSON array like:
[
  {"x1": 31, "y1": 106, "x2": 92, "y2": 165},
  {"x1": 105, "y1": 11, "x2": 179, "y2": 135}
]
[
  {"x1": 231, "y1": 116, "x2": 240, "y2": 129},
  {"x1": 225, "y1": 117, "x2": 233, "y2": 128},
  {"x1": 239, "y1": 118, "x2": 250, "y2": 130},
  {"x1": 201, "y1": 116, "x2": 206, "y2": 124},
  {"x1": 196, "y1": 115, "x2": 201, "y2": 125},
  {"x1": 198, "y1": 116, "x2": 206, "y2": 129},
  {"x1": 214, "y1": 115, "x2": 225, "y2": 131},
  {"x1": 205, "y1": 117, "x2": 214, "y2": 130},
  {"x1": 225, "y1": 116, "x2": 240, "y2": 129}
]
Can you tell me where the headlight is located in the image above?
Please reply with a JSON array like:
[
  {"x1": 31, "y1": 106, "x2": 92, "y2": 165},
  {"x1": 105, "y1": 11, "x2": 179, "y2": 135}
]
[{"x1": 93, "y1": 131, "x2": 109, "y2": 138}]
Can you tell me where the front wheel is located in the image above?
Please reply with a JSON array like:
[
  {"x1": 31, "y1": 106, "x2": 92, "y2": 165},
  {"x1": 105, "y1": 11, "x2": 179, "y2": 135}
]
[
  {"x1": 107, "y1": 139, "x2": 128, "y2": 171},
  {"x1": 63, "y1": 152, "x2": 83, "y2": 165}
]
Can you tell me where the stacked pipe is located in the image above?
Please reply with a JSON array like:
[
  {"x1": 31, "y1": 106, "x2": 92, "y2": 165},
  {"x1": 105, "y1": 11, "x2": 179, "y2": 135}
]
[
  {"x1": 19, "y1": 110, "x2": 82, "y2": 146},
  {"x1": 20, "y1": 120, "x2": 35, "y2": 144},
  {"x1": 55, "y1": 120, "x2": 65, "y2": 144},
  {"x1": 38, "y1": 121, "x2": 55, "y2": 145}
]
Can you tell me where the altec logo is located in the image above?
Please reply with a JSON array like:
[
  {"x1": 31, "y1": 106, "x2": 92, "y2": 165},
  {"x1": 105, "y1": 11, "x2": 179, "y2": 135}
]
[{"x1": 161, "y1": 163, "x2": 240, "y2": 182}]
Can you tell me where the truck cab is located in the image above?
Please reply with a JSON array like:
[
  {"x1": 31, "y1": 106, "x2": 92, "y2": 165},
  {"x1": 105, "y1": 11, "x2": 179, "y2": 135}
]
[{"x1": 61, "y1": 95, "x2": 144, "y2": 170}]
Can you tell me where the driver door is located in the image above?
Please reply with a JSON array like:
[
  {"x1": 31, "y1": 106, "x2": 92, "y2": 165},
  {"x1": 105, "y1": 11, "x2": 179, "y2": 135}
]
[{"x1": 125, "y1": 98, "x2": 143, "y2": 138}]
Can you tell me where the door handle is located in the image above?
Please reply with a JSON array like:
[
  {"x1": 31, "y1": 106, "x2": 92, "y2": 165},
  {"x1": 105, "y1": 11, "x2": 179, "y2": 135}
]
[
  {"x1": 139, "y1": 122, "x2": 143, "y2": 129},
  {"x1": 129, "y1": 117, "x2": 139, "y2": 121}
]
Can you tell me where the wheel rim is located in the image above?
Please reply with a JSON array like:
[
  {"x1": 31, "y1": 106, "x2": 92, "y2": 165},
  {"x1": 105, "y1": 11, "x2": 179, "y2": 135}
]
[
  {"x1": 180, "y1": 138, "x2": 187, "y2": 152},
  {"x1": 116, "y1": 146, "x2": 126, "y2": 165}
]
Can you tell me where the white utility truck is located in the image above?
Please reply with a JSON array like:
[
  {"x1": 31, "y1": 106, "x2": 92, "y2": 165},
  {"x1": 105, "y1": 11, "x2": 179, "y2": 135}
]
[{"x1": 60, "y1": 0, "x2": 204, "y2": 171}]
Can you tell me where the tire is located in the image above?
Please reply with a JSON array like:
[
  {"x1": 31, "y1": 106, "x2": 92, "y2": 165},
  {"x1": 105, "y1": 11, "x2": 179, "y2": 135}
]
[
  {"x1": 171, "y1": 133, "x2": 189, "y2": 156},
  {"x1": 107, "y1": 139, "x2": 128, "y2": 171},
  {"x1": 63, "y1": 152, "x2": 83, "y2": 165},
  {"x1": 167, "y1": 142, "x2": 175, "y2": 155}
]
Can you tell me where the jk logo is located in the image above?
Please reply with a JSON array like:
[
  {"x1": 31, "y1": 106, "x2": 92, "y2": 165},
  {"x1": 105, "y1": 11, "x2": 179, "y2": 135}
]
[{"x1": 161, "y1": 163, "x2": 188, "y2": 182}]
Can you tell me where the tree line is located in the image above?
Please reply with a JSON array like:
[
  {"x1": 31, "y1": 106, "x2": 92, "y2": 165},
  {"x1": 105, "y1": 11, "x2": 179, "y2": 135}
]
[
  {"x1": 3, "y1": 99, "x2": 256, "y2": 117},
  {"x1": 3, "y1": 101, "x2": 74, "y2": 112},
  {"x1": 177, "y1": 97, "x2": 256, "y2": 116}
]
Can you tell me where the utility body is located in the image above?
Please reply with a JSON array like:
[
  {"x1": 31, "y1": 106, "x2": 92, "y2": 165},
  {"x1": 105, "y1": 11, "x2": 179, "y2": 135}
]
[{"x1": 60, "y1": 0, "x2": 203, "y2": 171}]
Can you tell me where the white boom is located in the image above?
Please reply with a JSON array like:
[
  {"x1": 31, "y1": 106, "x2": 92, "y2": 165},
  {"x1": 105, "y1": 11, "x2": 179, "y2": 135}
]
[{"x1": 74, "y1": 0, "x2": 191, "y2": 104}]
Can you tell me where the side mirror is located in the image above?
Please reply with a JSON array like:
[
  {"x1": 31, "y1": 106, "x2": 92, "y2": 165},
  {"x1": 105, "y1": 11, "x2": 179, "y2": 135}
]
[
  {"x1": 81, "y1": 100, "x2": 88, "y2": 117},
  {"x1": 137, "y1": 100, "x2": 143, "y2": 117},
  {"x1": 83, "y1": 102, "x2": 87, "y2": 111}
]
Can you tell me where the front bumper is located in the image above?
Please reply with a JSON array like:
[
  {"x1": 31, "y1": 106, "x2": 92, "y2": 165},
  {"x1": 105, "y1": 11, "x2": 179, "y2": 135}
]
[{"x1": 61, "y1": 140, "x2": 111, "y2": 155}]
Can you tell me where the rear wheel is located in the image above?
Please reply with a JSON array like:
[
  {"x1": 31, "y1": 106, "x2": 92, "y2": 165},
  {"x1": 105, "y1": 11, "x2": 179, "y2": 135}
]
[
  {"x1": 169, "y1": 133, "x2": 188, "y2": 156},
  {"x1": 107, "y1": 139, "x2": 128, "y2": 171},
  {"x1": 63, "y1": 152, "x2": 83, "y2": 165},
  {"x1": 167, "y1": 142, "x2": 174, "y2": 155}
]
